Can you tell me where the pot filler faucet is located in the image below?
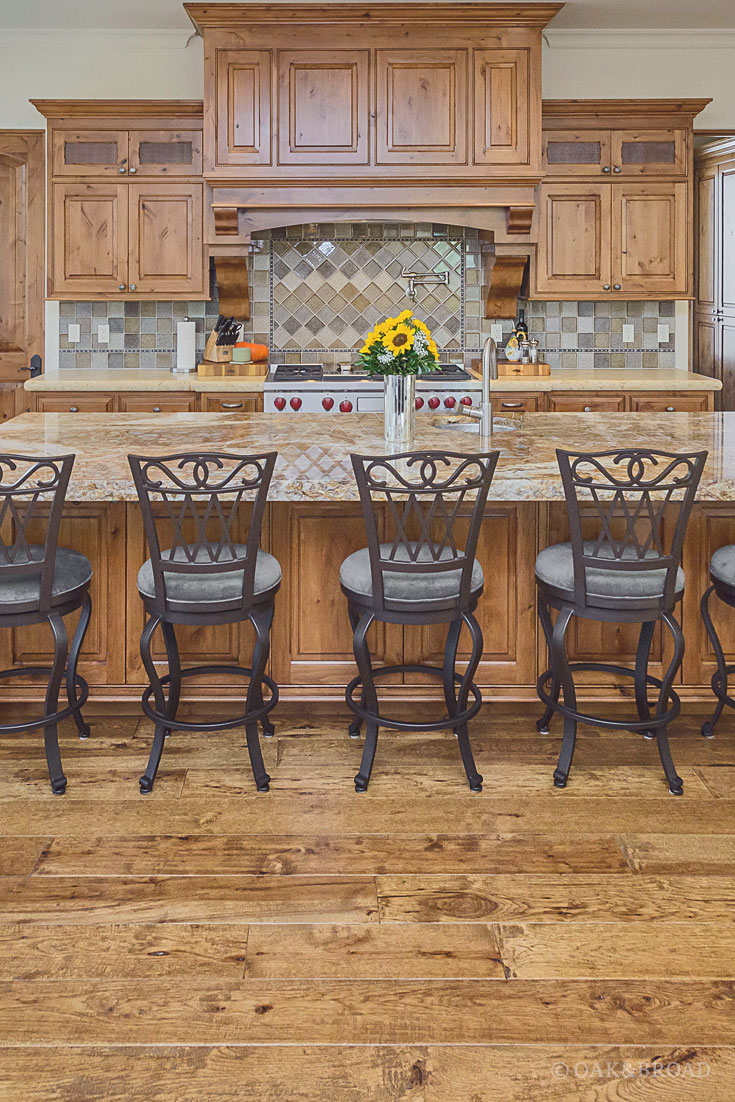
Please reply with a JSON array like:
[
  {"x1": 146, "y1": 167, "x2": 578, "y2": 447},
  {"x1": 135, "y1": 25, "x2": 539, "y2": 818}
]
[
  {"x1": 400, "y1": 267, "x2": 449, "y2": 301},
  {"x1": 459, "y1": 335, "x2": 497, "y2": 439}
]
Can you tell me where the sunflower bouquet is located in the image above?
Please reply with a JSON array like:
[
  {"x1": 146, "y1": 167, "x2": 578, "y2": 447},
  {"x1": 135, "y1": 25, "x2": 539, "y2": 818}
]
[{"x1": 357, "y1": 311, "x2": 440, "y2": 376}]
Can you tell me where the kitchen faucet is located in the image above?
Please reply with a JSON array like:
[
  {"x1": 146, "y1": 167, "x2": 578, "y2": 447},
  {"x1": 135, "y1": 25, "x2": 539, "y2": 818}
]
[
  {"x1": 400, "y1": 267, "x2": 449, "y2": 302},
  {"x1": 459, "y1": 335, "x2": 497, "y2": 439}
]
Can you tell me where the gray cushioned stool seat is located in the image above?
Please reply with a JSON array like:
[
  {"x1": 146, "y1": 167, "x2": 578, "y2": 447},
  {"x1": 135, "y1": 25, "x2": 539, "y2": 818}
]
[
  {"x1": 710, "y1": 545, "x2": 735, "y2": 588},
  {"x1": 340, "y1": 542, "x2": 484, "y2": 604},
  {"x1": 535, "y1": 541, "x2": 684, "y2": 603},
  {"x1": 0, "y1": 545, "x2": 92, "y2": 610},
  {"x1": 137, "y1": 544, "x2": 281, "y2": 607}
]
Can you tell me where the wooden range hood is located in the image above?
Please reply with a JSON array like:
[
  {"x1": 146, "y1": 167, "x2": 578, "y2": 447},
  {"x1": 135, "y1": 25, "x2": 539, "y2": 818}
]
[{"x1": 187, "y1": 3, "x2": 563, "y2": 245}]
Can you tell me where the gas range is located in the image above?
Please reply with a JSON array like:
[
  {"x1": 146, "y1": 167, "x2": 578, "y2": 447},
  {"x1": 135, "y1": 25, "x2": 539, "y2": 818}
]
[{"x1": 263, "y1": 363, "x2": 481, "y2": 414}]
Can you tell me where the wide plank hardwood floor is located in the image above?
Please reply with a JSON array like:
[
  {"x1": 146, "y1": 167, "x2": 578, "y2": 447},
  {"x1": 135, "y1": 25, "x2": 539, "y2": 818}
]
[{"x1": 0, "y1": 704, "x2": 734, "y2": 1100}]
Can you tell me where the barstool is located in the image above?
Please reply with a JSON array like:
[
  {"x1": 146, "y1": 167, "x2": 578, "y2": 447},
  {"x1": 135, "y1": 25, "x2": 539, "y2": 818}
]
[
  {"x1": 128, "y1": 451, "x2": 281, "y2": 794},
  {"x1": 536, "y1": 447, "x2": 706, "y2": 795},
  {"x1": 700, "y1": 548, "x2": 735, "y2": 737},
  {"x1": 0, "y1": 453, "x2": 93, "y2": 794},
  {"x1": 341, "y1": 449, "x2": 499, "y2": 793}
]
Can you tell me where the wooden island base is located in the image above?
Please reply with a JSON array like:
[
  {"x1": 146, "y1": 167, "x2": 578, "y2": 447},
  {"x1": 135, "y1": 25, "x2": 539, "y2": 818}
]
[{"x1": 1, "y1": 500, "x2": 733, "y2": 710}]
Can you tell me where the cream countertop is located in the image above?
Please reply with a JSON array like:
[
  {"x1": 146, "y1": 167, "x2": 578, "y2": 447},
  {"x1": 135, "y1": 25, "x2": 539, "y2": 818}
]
[
  {"x1": 24, "y1": 368, "x2": 721, "y2": 394},
  {"x1": 3, "y1": 410, "x2": 732, "y2": 504}
]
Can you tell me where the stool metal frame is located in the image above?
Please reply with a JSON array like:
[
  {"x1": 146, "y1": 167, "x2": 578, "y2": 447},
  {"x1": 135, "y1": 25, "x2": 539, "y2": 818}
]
[
  {"x1": 700, "y1": 575, "x2": 735, "y2": 738},
  {"x1": 344, "y1": 449, "x2": 499, "y2": 793},
  {"x1": 537, "y1": 448, "x2": 706, "y2": 795},
  {"x1": 129, "y1": 451, "x2": 279, "y2": 794},
  {"x1": 0, "y1": 454, "x2": 92, "y2": 795}
]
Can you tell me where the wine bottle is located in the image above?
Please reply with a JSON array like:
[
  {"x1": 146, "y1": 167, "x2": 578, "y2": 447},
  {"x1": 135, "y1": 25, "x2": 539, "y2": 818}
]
[{"x1": 514, "y1": 308, "x2": 528, "y2": 341}]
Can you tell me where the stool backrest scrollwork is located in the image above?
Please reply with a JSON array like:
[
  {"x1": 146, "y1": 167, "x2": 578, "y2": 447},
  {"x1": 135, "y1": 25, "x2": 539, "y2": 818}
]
[
  {"x1": 0, "y1": 453, "x2": 74, "y2": 614},
  {"x1": 351, "y1": 449, "x2": 499, "y2": 613},
  {"x1": 128, "y1": 451, "x2": 277, "y2": 612},
  {"x1": 556, "y1": 447, "x2": 707, "y2": 609}
]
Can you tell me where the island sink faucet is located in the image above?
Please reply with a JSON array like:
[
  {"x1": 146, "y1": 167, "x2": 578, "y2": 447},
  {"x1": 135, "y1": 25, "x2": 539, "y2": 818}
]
[
  {"x1": 459, "y1": 335, "x2": 497, "y2": 439},
  {"x1": 400, "y1": 267, "x2": 449, "y2": 301}
]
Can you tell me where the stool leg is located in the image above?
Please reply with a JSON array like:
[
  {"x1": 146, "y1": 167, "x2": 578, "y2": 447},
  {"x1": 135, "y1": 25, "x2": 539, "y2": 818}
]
[
  {"x1": 537, "y1": 597, "x2": 559, "y2": 735},
  {"x1": 454, "y1": 612, "x2": 483, "y2": 792},
  {"x1": 551, "y1": 607, "x2": 577, "y2": 789},
  {"x1": 250, "y1": 605, "x2": 275, "y2": 739},
  {"x1": 347, "y1": 605, "x2": 365, "y2": 739},
  {"x1": 443, "y1": 618, "x2": 462, "y2": 720},
  {"x1": 701, "y1": 585, "x2": 728, "y2": 739},
  {"x1": 353, "y1": 612, "x2": 378, "y2": 792},
  {"x1": 66, "y1": 591, "x2": 92, "y2": 739},
  {"x1": 656, "y1": 613, "x2": 685, "y2": 796},
  {"x1": 45, "y1": 613, "x2": 69, "y2": 795},
  {"x1": 161, "y1": 620, "x2": 181, "y2": 729},
  {"x1": 139, "y1": 614, "x2": 167, "y2": 794},
  {"x1": 245, "y1": 608, "x2": 272, "y2": 792},
  {"x1": 634, "y1": 619, "x2": 656, "y2": 741}
]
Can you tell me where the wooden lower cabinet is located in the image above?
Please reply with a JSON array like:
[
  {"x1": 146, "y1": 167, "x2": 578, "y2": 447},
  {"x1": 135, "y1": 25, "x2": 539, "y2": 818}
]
[
  {"x1": 35, "y1": 395, "x2": 115, "y2": 413},
  {"x1": 201, "y1": 394, "x2": 263, "y2": 413},
  {"x1": 118, "y1": 394, "x2": 196, "y2": 413},
  {"x1": 30, "y1": 391, "x2": 264, "y2": 413},
  {"x1": 629, "y1": 392, "x2": 712, "y2": 413},
  {"x1": 681, "y1": 504, "x2": 735, "y2": 688},
  {"x1": 547, "y1": 392, "x2": 626, "y2": 413}
]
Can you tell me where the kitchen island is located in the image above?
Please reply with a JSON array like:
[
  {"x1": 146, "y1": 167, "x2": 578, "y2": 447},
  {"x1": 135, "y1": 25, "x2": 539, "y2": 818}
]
[{"x1": 2, "y1": 409, "x2": 734, "y2": 708}]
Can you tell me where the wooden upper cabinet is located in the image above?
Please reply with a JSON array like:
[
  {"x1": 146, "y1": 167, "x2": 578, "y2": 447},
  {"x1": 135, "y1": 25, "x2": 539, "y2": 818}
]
[
  {"x1": 543, "y1": 129, "x2": 611, "y2": 176},
  {"x1": 610, "y1": 128, "x2": 687, "y2": 177},
  {"x1": 128, "y1": 129, "x2": 203, "y2": 176},
  {"x1": 376, "y1": 50, "x2": 468, "y2": 166},
  {"x1": 52, "y1": 183, "x2": 128, "y2": 295},
  {"x1": 696, "y1": 161, "x2": 719, "y2": 311},
  {"x1": 535, "y1": 182, "x2": 611, "y2": 297},
  {"x1": 473, "y1": 49, "x2": 532, "y2": 168},
  {"x1": 52, "y1": 129, "x2": 129, "y2": 176},
  {"x1": 128, "y1": 183, "x2": 204, "y2": 296},
  {"x1": 721, "y1": 163, "x2": 735, "y2": 315},
  {"x1": 612, "y1": 182, "x2": 687, "y2": 295},
  {"x1": 214, "y1": 49, "x2": 272, "y2": 168},
  {"x1": 278, "y1": 50, "x2": 369, "y2": 165},
  {"x1": 0, "y1": 131, "x2": 44, "y2": 380}
]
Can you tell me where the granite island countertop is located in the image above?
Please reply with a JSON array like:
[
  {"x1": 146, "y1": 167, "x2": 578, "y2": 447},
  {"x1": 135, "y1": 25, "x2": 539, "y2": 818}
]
[
  {"x1": 24, "y1": 367, "x2": 721, "y2": 394},
  {"x1": 3, "y1": 410, "x2": 734, "y2": 503}
]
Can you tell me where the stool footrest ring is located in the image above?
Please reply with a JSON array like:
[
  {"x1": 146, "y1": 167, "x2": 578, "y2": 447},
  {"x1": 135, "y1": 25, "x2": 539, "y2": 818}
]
[
  {"x1": 537, "y1": 661, "x2": 680, "y2": 732},
  {"x1": 346, "y1": 663, "x2": 481, "y2": 732},
  {"x1": 0, "y1": 667, "x2": 89, "y2": 734},
  {"x1": 141, "y1": 663, "x2": 278, "y2": 733}
]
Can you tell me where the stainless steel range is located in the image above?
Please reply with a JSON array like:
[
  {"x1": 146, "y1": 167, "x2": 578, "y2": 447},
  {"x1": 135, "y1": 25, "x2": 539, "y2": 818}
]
[{"x1": 263, "y1": 363, "x2": 481, "y2": 415}]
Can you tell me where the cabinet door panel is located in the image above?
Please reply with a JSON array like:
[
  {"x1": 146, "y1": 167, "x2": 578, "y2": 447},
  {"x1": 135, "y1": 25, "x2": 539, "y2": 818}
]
[
  {"x1": 720, "y1": 164, "x2": 735, "y2": 315},
  {"x1": 35, "y1": 396, "x2": 115, "y2": 413},
  {"x1": 473, "y1": 49, "x2": 529, "y2": 167},
  {"x1": 693, "y1": 313, "x2": 721, "y2": 402},
  {"x1": 628, "y1": 392, "x2": 710, "y2": 413},
  {"x1": 611, "y1": 128, "x2": 687, "y2": 177},
  {"x1": 278, "y1": 50, "x2": 369, "y2": 165},
  {"x1": 722, "y1": 319, "x2": 735, "y2": 413},
  {"x1": 214, "y1": 49, "x2": 272, "y2": 168},
  {"x1": 696, "y1": 164, "x2": 719, "y2": 310},
  {"x1": 128, "y1": 183, "x2": 204, "y2": 296},
  {"x1": 542, "y1": 128, "x2": 610, "y2": 177},
  {"x1": 117, "y1": 395, "x2": 196, "y2": 413},
  {"x1": 128, "y1": 129, "x2": 203, "y2": 177},
  {"x1": 52, "y1": 129, "x2": 128, "y2": 177},
  {"x1": 201, "y1": 394, "x2": 263, "y2": 413},
  {"x1": 547, "y1": 393, "x2": 625, "y2": 413},
  {"x1": 613, "y1": 183, "x2": 687, "y2": 295},
  {"x1": 376, "y1": 50, "x2": 467, "y2": 166},
  {"x1": 52, "y1": 183, "x2": 128, "y2": 296},
  {"x1": 535, "y1": 183, "x2": 611, "y2": 297},
  {"x1": 682, "y1": 506, "x2": 735, "y2": 686}
]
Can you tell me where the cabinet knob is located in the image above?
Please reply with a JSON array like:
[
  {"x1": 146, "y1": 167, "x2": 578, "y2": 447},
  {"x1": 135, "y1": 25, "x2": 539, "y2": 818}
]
[
  {"x1": 666, "y1": 406, "x2": 675, "y2": 412},
  {"x1": 152, "y1": 406, "x2": 161, "y2": 413},
  {"x1": 129, "y1": 166, "x2": 137, "y2": 174},
  {"x1": 583, "y1": 406, "x2": 592, "y2": 412},
  {"x1": 222, "y1": 402, "x2": 243, "y2": 409},
  {"x1": 613, "y1": 283, "x2": 621, "y2": 291},
  {"x1": 118, "y1": 166, "x2": 126, "y2": 174},
  {"x1": 613, "y1": 165, "x2": 622, "y2": 174},
  {"x1": 69, "y1": 406, "x2": 79, "y2": 412},
  {"x1": 118, "y1": 284, "x2": 125, "y2": 291},
  {"x1": 602, "y1": 166, "x2": 611, "y2": 174},
  {"x1": 603, "y1": 284, "x2": 611, "y2": 290},
  {"x1": 129, "y1": 283, "x2": 137, "y2": 291}
]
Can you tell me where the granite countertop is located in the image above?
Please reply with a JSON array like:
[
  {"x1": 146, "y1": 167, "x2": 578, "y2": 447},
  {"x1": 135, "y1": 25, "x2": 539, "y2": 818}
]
[
  {"x1": 24, "y1": 368, "x2": 721, "y2": 394},
  {"x1": 2, "y1": 410, "x2": 732, "y2": 503}
]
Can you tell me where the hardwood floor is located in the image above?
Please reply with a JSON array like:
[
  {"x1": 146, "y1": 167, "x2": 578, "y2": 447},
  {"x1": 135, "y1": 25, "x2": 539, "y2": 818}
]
[{"x1": 0, "y1": 705, "x2": 734, "y2": 1099}]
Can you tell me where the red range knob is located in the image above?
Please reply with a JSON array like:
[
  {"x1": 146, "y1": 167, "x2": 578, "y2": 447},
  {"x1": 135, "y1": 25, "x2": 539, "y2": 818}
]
[
  {"x1": 290, "y1": 397, "x2": 302, "y2": 410},
  {"x1": 444, "y1": 396, "x2": 456, "y2": 409},
  {"x1": 274, "y1": 396, "x2": 286, "y2": 410},
  {"x1": 322, "y1": 396, "x2": 334, "y2": 410},
  {"x1": 339, "y1": 399, "x2": 353, "y2": 412},
  {"x1": 415, "y1": 396, "x2": 425, "y2": 410},
  {"x1": 428, "y1": 396, "x2": 440, "y2": 409},
  {"x1": 460, "y1": 395, "x2": 473, "y2": 406}
]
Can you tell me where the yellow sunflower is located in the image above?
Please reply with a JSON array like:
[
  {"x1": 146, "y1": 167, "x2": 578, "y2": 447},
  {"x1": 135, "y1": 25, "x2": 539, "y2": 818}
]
[
  {"x1": 385, "y1": 324, "x2": 415, "y2": 354},
  {"x1": 397, "y1": 309, "x2": 414, "y2": 323}
]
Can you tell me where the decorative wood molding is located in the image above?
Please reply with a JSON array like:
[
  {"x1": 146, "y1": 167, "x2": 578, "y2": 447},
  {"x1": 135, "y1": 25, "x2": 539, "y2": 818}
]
[
  {"x1": 186, "y1": 3, "x2": 564, "y2": 30},
  {"x1": 31, "y1": 100, "x2": 203, "y2": 120},
  {"x1": 212, "y1": 206, "x2": 241, "y2": 236},
  {"x1": 506, "y1": 206, "x2": 534, "y2": 235},
  {"x1": 484, "y1": 254, "x2": 528, "y2": 319},
  {"x1": 213, "y1": 256, "x2": 250, "y2": 320},
  {"x1": 542, "y1": 98, "x2": 712, "y2": 122}
]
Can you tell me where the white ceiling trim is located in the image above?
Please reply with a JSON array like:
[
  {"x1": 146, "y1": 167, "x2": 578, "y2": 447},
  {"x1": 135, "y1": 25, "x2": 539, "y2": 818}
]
[
  {"x1": 0, "y1": 28, "x2": 194, "y2": 48},
  {"x1": 545, "y1": 28, "x2": 735, "y2": 49}
]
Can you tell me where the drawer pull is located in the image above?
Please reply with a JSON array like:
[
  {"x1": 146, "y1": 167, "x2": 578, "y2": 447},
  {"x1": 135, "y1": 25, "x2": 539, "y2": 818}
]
[
  {"x1": 501, "y1": 401, "x2": 524, "y2": 409},
  {"x1": 583, "y1": 405, "x2": 592, "y2": 412},
  {"x1": 152, "y1": 406, "x2": 161, "y2": 413},
  {"x1": 69, "y1": 406, "x2": 79, "y2": 412},
  {"x1": 221, "y1": 402, "x2": 243, "y2": 409},
  {"x1": 666, "y1": 406, "x2": 675, "y2": 412}
]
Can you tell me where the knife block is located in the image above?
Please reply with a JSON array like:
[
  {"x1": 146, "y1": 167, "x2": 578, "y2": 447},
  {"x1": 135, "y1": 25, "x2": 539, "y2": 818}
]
[{"x1": 203, "y1": 329, "x2": 233, "y2": 363}]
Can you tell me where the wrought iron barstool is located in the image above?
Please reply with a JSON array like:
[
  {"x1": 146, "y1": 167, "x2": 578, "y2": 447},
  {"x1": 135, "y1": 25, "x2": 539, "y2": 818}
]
[
  {"x1": 0, "y1": 454, "x2": 93, "y2": 794},
  {"x1": 341, "y1": 449, "x2": 499, "y2": 793},
  {"x1": 536, "y1": 447, "x2": 706, "y2": 796},
  {"x1": 128, "y1": 451, "x2": 281, "y2": 794},
  {"x1": 699, "y1": 547, "x2": 735, "y2": 737}
]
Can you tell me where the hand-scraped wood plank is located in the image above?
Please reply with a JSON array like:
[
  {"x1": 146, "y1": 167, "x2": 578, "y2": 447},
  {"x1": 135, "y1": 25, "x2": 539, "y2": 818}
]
[
  {"x1": 694, "y1": 766, "x2": 735, "y2": 798},
  {"x1": 245, "y1": 923, "x2": 504, "y2": 978},
  {"x1": 497, "y1": 922, "x2": 735, "y2": 979},
  {"x1": 0, "y1": 838, "x2": 48, "y2": 876},
  {"x1": 1, "y1": 979, "x2": 734, "y2": 1044},
  {"x1": 377, "y1": 874, "x2": 735, "y2": 923},
  {"x1": 0, "y1": 767, "x2": 185, "y2": 799},
  {"x1": 35, "y1": 832, "x2": 629, "y2": 876},
  {"x1": 0, "y1": 876, "x2": 378, "y2": 925},
  {"x1": 618, "y1": 834, "x2": 735, "y2": 874}
]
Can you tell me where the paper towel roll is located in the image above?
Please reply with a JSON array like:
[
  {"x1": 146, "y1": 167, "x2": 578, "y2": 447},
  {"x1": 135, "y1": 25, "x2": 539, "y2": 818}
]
[{"x1": 175, "y1": 320, "x2": 196, "y2": 373}]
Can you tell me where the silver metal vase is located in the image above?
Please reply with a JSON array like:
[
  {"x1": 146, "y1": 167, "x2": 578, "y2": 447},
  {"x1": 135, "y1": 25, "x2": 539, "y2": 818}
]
[{"x1": 384, "y1": 374, "x2": 415, "y2": 449}]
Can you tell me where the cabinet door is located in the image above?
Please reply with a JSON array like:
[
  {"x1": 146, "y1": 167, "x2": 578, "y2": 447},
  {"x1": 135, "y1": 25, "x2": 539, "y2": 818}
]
[
  {"x1": 535, "y1": 183, "x2": 611, "y2": 297},
  {"x1": 542, "y1": 129, "x2": 611, "y2": 177},
  {"x1": 128, "y1": 129, "x2": 203, "y2": 177},
  {"x1": 720, "y1": 162, "x2": 735, "y2": 315},
  {"x1": 492, "y1": 394, "x2": 541, "y2": 413},
  {"x1": 201, "y1": 394, "x2": 263, "y2": 413},
  {"x1": 547, "y1": 392, "x2": 625, "y2": 413},
  {"x1": 694, "y1": 312, "x2": 721, "y2": 400},
  {"x1": 628, "y1": 392, "x2": 710, "y2": 413},
  {"x1": 611, "y1": 129, "x2": 687, "y2": 177},
  {"x1": 52, "y1": 129, "x2": 128, "y2": 177},
  {"x1": 0, "y1": 133, "x2": 43, "y2": 381},
  {"x1": 128, "y1": 183, "x2": 204, "y2": 296},
  {"x1": 52, "y1": 184, "x2": 128, "y2": 296},
  {"x1": 35, "y1": 396, "x2": 115, "y2": 413},
  {"x1": 117, "y1": 395, "x2": 196, "y2": 413},
  {"x1": 376, "y1": 50, "x2": 468, "y2": 166},
  {"x1": 213, "y1": 49, "x2": 272, "y2": 169},
  {"x1": 722, "y1": 318, "x2": 735, "y2": 412},
  {"x1": 682, "y1": 505, "x2": 735, "y2": 686},
  {"x1": 473, "y1": 49, "x2": 529, "y2": 167},
  {"x1": 612, "y1": 182, "x2": 688, "y2": 296},
  {"x1": 696, "y1": 162, "x2": 719, "y2": 311},
  {"x1": 277, "y1": 50, "x2": 369, "y2": 166}
]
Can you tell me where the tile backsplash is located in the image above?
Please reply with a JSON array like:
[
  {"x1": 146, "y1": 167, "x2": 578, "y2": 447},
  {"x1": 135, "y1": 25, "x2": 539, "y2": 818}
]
[{"x1": 58, "y1": 222, "x2": 676, "y2": 371}]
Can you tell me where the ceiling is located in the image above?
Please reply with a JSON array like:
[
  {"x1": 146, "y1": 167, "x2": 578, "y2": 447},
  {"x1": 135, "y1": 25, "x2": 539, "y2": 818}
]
[{"x1": 0, "y1": 0, "x2": 733, "y2": 31}]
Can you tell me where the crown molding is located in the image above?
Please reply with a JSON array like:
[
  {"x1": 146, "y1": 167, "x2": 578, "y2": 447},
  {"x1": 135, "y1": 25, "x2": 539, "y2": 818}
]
[
  {"x1": 31, "y1": 99, "x2": 203, "y2": 119},
  {"x1": 543, "y1": 98, "x2": 712, "y2": 120},
  {"x1": 185, "y1": 3, "x2": 564, "y2": 30},
  {"x1": 0, "y1": 28, "x2": 194, "y2": 49},
  {"x1": 545, "y1": 28, "x2": 735, "y2": 50}
]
